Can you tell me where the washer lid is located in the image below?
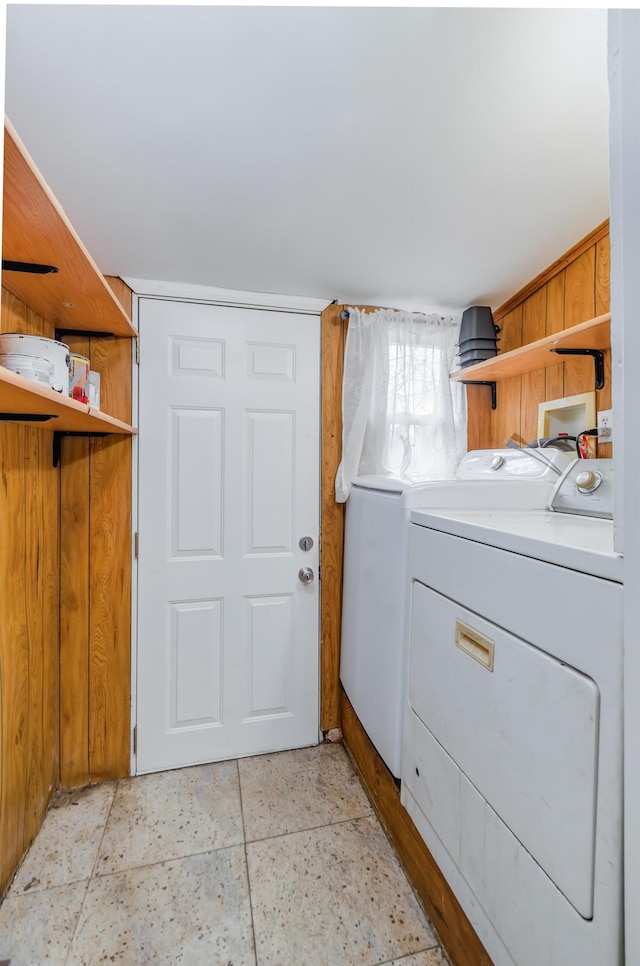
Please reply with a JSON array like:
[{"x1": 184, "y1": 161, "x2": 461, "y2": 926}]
[
  {"x1": 457, "y1": 448, "x2": 575, "y2": 481},
  {"x1": 350, "y1": 474, "x2": 408, "y2": 493}
]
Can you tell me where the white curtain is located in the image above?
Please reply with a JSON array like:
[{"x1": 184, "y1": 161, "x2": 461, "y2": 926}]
[{"x1": 335, "y1": 307, "x2": 467, "y2": 502}]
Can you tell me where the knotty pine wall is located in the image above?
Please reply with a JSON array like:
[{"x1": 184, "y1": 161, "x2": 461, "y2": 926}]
[
  {"x1": 0, "y1": 278, "x2": 132, "y2": 897},
  {"x1": 467, "y1": 221, "x2": 611, "y2": 455}
]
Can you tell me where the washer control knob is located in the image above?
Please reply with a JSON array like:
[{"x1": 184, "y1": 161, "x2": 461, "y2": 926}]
[
  {"x1": 575, "y1": 469, "x2": 603, "y2": 492},
  {"x1": 490, "y1": 455, "x2": 505, "y2": 470}
]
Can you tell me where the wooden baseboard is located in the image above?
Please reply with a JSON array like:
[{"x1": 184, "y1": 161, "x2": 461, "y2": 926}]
[{"x1": 340, "y1": 688, "x2": 493, "y2": 966}]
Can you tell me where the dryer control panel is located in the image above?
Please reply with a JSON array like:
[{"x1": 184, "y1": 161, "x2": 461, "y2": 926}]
[{"x1": 549, "y1": 459, "x2": 614, "y2": 519}]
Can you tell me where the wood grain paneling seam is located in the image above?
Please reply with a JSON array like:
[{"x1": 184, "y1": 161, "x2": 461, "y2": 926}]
[{"x1": 494, "y1": 220, "x2": 609, "y2": 322}]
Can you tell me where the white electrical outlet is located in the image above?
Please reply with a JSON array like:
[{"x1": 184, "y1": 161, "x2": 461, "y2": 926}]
[{"x1": 597, "y1": 409, "x2": 613, "y2": 443}]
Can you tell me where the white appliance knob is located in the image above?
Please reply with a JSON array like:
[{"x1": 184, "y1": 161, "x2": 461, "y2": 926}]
[
  {"x1": 490, "y1": 455, "x2": 505, "y2": 470},
  {"x1": 575, "y1": 469, "x2": 603, "y2": 492}
]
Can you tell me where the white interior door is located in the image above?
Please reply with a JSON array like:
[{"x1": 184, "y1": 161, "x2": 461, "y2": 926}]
[{"x1": 136, "y1": 297, "x2": 320, "y2": 773}]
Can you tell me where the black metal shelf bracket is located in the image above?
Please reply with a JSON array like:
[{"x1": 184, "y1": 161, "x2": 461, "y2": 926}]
[
  {"x1": 0, "y1": 413, "x2": 58, "y2": 422},
  {"x1": 460, "y1": 380, "x2": 497, "y2": 410},
  {"x1": 2, "y1": 260, "x2": 58, "y2": 274},
  {"x1": 53, "y1": 431, "x2": 110, "y2": 468},
  {"x1": 551, "y1": 347, "x2": 605, "y2": 390},
  {"x1": 55, "y1": 328, "x2": 115, "y2": 341}
]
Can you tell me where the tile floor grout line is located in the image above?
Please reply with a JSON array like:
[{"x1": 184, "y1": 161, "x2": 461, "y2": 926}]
[
  {"x1": 71, "y1": 841, "x2": 246, "y2": 881},
  {"x1": 244, "y1": 810, "x2": 373, "y2": 847},
  {"x1": 236, "y1": 757, "x2": 260, "y2": 966},
  {"x1": 87, "y1": 778, "x2": 120, "y2": 880},
  {"x1": 63, "y1": 778, "x2": 120, "y2": 966},
  {"x1": 372, "y1": 942, "x2": 444, "y2": 966}
]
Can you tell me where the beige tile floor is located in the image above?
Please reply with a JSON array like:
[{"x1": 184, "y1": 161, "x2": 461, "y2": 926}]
[{"x1": 0, "y1": 742, "x2": 450, "y2": 966}]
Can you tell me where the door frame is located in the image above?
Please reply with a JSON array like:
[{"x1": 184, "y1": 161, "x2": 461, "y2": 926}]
[{"x1": 127, "y1": 280, "x2": 330, "y2": 775}]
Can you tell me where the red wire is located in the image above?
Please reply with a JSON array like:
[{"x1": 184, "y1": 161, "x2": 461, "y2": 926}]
[{"x1": 578, "y1": 432, "x2": 589, "y2": 459}]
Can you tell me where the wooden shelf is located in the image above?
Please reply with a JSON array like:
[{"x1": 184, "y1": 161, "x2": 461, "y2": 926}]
[
  {"x1": 2, "y1": 118, "x2": 137, "y2": 338},
  {"x1": 0, "y1": 366, "x2": 136, "y2": 435},
  {"x1": 450, "y1": 313, "x2": 611, "y2": 383}
]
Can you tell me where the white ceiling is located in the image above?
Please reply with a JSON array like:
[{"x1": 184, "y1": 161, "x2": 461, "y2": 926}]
[{"x1": 4, "y1": 5, "x2": 609, "y2": 313}]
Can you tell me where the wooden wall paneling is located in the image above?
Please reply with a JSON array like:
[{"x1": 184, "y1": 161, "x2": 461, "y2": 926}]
[
  {"x1": 596, "y1": 235, "x2": 611, "y2": 316},
  {"x1": 595, "y1": 236, "x2": 612, "y2": 458},
  {"x1": 563, "y1": 248, "x2": 596, "y2": 397},
  {"x1": 489, "y1": 305, "x2": 523, "y2": 448},
  {"x1": 480, "y1": 227, "x2": 612, "y2": 464},
  {"x1": 88, "y1": 333, "x2": 132, "y2": 779},
  {"x1": 88, "y1": 434, "x2": 132, "y2": 779},
  {"x1": 23, "y1": 419, "x2": 45, "y2": 845},
  {"x1": 340, "y1": 689, "x2": 492, "y2": 966},
  {"x1": 41, "y1": 409, "x2": 60, "y2": 801},
  {"x1": 545, "y1": 273, "x2": 565, "y2": 403},
  {"x1": 320, "y1": 304, "x2": 347, "y2": 731},
  {"x1": 22, "y1": 304, "x2": 59, "y2": 843},
  {"x1": 0, "y1": 423, "x2": 29, "y2": 896},
  {"x1": 58, "y1": 278, "x2": 134, "y2": 784},
  {"x1": 494, "y1": 220, "x2": 608, "y2": 322},
  {"x1": 87, "y1": 283, "x2": 133, "y2": 779},
  {"x1": 59, "y1": 335, "x2": 91, "y2": 786},
  {"x1": 465, "y1": 385, "x2": 492, "y2": 451},
  {"x1": 520, "y1": 289, "x2": 547, "y2": 443}
]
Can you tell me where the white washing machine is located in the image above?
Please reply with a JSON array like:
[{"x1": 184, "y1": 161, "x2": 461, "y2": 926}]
[
  {"x1": 339, "y1": 447, "x2": 574, "y2": 779},
  {"x1": 401, "y1": 459, "x2": 622, "y2": 966},
  {"x1": 340, "y1": 475, "x2": 433, "y2": 779}
]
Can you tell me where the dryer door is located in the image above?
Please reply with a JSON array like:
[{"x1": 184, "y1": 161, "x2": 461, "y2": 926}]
[{"x1": 407, "y1": 579, "x2": 599, "y2": 919}]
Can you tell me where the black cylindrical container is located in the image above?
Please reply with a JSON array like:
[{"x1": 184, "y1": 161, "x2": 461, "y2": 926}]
[{"x1": 459, "y1": 305, "x2": 498, "y2": 343}]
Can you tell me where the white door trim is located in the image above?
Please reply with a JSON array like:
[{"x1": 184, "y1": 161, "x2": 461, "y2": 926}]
[
  {"x1": 123, "y1": 277, "x2": 330, "y2": 315},
  {"x1": 130, "y1": 294, "x2": 140, "y2": 775}
]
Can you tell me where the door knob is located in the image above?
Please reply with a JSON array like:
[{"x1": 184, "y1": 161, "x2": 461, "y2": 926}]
[{"x1": 298, "y1": 567, "x2": 314, "y2": 584}]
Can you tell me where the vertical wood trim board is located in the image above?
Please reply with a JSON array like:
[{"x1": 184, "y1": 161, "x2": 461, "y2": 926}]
[
  {"x1": 319, "y1": 302, "x2": 385, "y2": 732},
  {"x1": 320, "y1": 304, "x2": 346, "y2": 731},
  {"x1": 470, "y1": 227, "x2": 610, "y2": 454}
]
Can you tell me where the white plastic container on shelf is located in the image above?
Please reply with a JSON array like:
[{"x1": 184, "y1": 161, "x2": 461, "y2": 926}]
[
  {"x1": 0, "y1": 333, "x2": 70, "y2": 393},
  {"x1": 0, "y1": 351, "x2": 53, "y2": 386}
]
